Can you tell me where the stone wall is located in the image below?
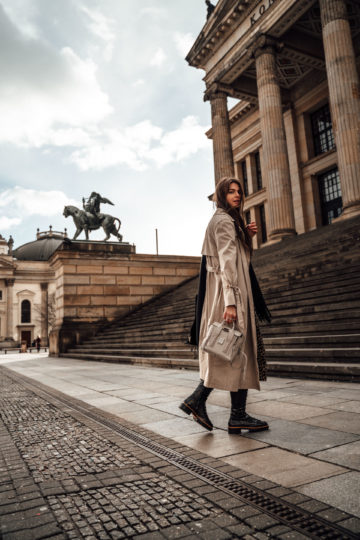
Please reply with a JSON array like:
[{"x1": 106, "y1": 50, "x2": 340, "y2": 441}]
[{"x1": 49, "y1": 241, "x2": 200, "y2": 355}]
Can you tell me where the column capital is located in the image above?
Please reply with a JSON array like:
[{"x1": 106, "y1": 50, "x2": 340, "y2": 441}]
[
  {"x1": 320, "y1": 0, "x2": 348, "y2": 27},
  {"x1": 40, "y1": 282, "x2": 48, "y2": 291},
  {"x1": 204, "y1": 83, "x2": 228, "y2": 102},
  {"x1": 5, "y1": 278, "x2": 15, "y2": 287},
  {"x1": 247, "y1": 34, "x2": 283, "y2": 60}
]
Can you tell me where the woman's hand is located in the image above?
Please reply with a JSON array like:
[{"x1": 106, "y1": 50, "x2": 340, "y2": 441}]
[
  {"x1": 246, "y1": 221, "x2": 258, "y2": 238},
  {"x1": 224, "y1": 305, "x2": 237, "y2": 324}
]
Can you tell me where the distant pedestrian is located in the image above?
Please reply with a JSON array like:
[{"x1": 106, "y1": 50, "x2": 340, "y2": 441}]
[
  {"x1": 35, "y1": 336, "x2": 41, "y2": 352},
  {"x1": 180, "y1": 177, "x2": 271, "y2": 434}
]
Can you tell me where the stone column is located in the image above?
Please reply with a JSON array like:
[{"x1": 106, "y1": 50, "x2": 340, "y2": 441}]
[
  {"x1": 320, "y1": 0, "x2": 360, "y2": 219},
  {"x1": 206, "y1": 87, "x2": 235, "y2": 184},
  {"x1": 253, "y1": 37, "x2": 296, "y2": 242},
  {"x1": 40, "y1": 283, "x2": 48, "y2": 345},
  {"x1": 5, "y1": 278, "x2": 15, "y2": 340}
]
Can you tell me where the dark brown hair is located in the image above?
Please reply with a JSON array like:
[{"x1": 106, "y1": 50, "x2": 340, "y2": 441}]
[{"x1": 214, "y1": 177, "x2": 253, "y2": 253}]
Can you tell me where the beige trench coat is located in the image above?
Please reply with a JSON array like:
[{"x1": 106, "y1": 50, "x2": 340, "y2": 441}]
[{"x1": 199, "y1": 208, "x2": 260, "y2": 391}]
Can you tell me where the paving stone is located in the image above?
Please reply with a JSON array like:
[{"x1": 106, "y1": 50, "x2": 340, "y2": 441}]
[
  {"x1": 226, "y1": 523, "x2": 253, "y2": 536},
  {"x1": 244, "y1": 418, "x2": 360, "y2": 454},
  {"x1": 338, "y1": 517, "x2": 360, "y2": 534},
  {"x1": 310, "y1": 440, "x2": 360, "y2": 470},
  {"x1": 245, "y1": 514, "x2": 280, "y2": 530},
  {"x1": 295, "y1": 472, "x2": 360, "y2": 518}
]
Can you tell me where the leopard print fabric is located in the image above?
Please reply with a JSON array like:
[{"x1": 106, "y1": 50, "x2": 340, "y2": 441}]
[{"x1": 255, "y1": 314, "x2": 267, "y2": 381}]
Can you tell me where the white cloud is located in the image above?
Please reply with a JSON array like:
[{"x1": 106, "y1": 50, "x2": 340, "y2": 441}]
[
  {"x1": 81, "y1": 6, "x2": 116, "y2": 61},
  {"x1": 0, "y1": 186, "x2": 77, "y2": 218},
  {"x1": 150, "y1": 47, "x2": 167, "y2": 68},
  {"x1": 0, "y1": 216, "x2": 21, "y2": 230},
  {"x1": 139, "y1": 7, "x2": 167, "y2": 19},
  {"x1": 69, "y1": 116, "x2": 210, "y2": 171},
  {"x1": 173, "y1": 32, "x2": 194, "y2": 57},
  {"x1": 70, "y1": 120, "x2": 163, "y2": 171},
  {"x1": 0, "y1": 6, "x2": 112, "y2": 147},
  {"x1": 132, "y1": 79, "x2": 145, "y2": 87},
  {"x1": 147, "y1": 116, "x2": 210, "y2": 167},
  {"x1": 0, "y1": 0, "x2": 39, "y2": 39}
]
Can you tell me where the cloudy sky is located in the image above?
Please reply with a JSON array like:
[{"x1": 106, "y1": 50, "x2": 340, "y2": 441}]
[{"x1": 0, "y1": 0, "x2": 222, "y2": 256}]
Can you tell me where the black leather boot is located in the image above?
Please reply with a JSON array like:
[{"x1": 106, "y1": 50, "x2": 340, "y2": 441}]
[
  {"x1": 228, "y1": 389, "x2": 269, "y2": 434},
  {"x1": 179, "y1": 380, "x2": 213, "y2": 431}
]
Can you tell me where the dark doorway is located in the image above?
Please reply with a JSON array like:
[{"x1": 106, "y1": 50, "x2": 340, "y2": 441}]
[
  {"x1": 318, "y1": 168, "x2": 343, "y2": 225},
  {"x1": 21, "y1": 331, "x2": 32, "y2": 346}
]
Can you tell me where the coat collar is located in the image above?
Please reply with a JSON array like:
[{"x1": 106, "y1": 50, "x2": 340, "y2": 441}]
[{"x1": 214, "y1": 207, "x2": 235, "y2": 221}]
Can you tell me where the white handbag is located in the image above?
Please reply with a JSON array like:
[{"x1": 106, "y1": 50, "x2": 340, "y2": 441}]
[{"x1": 201, "y1": 322, "x2": 244, "y2": 363}]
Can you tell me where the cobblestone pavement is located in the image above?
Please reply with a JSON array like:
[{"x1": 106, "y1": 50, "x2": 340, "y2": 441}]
[{"x1": 0, "y1": 365, "x2": 359, "y2": 540}]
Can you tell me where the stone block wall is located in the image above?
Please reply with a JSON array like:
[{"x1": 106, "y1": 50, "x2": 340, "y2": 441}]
[{"x1": 48, "y1": 241, "x2": 200, "y2": 354}]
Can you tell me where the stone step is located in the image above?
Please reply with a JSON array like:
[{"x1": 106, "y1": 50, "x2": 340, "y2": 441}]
[
  {"x1": 264, "y1": 273, "x2": 360, "y2": 298},
  {"x1": 80, "y1": 341, "x2": 190, "y2": 349},
  {"x1": 262, "y1": 310, "x2": 360, "y2": 326},
  {"x1": 93, "y1": 326, "x2": 190, "y2": 341},
  {"x1": 59, "y1": 352, "x2": 198, "y2": 370},
  {"x1": 102, "y1": 315, "x2": 194, "y2": 334},
  {"x1": 267, "y1": 361, "x2": 360, "y2": 382},
  {"x1": 266, "y1": 290, "x2": 360, "y2": 310},
  {"x1": 260, "y1": 320, "x2": 360, "y2": 336},
  {"x1": 268, "y1": 301, "x2": 360, "y2": 318},
  {"x1": 67, "y1": 347, "x2": 196, "y2": 359},
  {"x1": 263, "y1": 334, "x2": 360, "y2": 347},
  {"x1": 266, "y1": 348, "x2": 360, "y2": 363}
]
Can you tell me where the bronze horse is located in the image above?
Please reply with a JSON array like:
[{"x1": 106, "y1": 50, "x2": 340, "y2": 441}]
[{"x1": 63, "y1": 205, "x2": 123, "y2": 241}]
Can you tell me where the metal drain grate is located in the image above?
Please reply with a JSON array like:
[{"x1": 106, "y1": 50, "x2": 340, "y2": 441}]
[{"x1": 6, "y1": 368, "x2": 357, "y2": 540}]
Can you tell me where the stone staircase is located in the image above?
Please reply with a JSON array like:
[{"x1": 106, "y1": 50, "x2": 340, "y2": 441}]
[{"x1": 62, "y1": 214, "x2": 360, "y2": 381}]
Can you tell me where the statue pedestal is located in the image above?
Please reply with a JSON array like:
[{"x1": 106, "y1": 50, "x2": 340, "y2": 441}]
[{"x1": 48, "y1": 240, "x2": 200, "y2": 356}]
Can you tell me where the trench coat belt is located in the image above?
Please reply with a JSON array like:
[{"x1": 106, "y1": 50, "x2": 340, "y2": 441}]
[{"x1": 206, "y1": 265, "x2": 220, "y2": 273}]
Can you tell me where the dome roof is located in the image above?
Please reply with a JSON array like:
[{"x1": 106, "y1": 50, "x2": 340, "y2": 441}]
[{"x1": 13, "y1": 231, "x2": 70, "y2": 261}]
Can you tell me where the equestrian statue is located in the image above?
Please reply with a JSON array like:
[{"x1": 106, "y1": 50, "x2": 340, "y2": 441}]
[{"x1": 63, "y1": 192, "x2": 123, "y2": 241}]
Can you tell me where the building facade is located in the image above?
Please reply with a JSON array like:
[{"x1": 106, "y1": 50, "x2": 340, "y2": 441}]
[
  {"x1": 188, "y1": 0, "x2": 360, "y2": 248},
  {"x1": 0, "y1": 233, "x2": 55, "y2": 347}
]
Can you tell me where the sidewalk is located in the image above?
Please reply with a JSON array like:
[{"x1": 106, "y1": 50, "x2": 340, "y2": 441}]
[{"x1": 0, "y1": 353, "x2": 359, "y2": 538}]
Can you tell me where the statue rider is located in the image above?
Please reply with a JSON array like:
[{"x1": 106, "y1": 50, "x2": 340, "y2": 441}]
[
  {"x1": 82, "y1": 192, "x2": 114, "y2": 226},
  {"x1": 205, "y1": 0, "x2": 215, "y2": 19}
]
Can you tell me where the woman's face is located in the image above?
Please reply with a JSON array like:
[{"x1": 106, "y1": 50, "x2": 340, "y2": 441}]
[{"x1": 226, "y1": 182, "x2": 242, "y2": 209}]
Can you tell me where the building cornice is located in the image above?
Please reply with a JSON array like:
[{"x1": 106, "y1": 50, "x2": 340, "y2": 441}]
[{"x1": 186, "y1": 0, "x2": 257, "y2": 69}]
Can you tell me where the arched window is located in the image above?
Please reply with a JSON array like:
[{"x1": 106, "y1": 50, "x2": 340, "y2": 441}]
[{"x1": 21, "y1": 300, "x2": 31, "y2": 323}]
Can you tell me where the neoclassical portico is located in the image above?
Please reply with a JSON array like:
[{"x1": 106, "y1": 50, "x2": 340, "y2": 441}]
[{"x1": 188, "y1": 0, "x2": 360, "y2": 244}]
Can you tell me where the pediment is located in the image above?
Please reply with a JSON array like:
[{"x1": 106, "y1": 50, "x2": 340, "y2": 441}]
[
  {"x1": 16, "y1": 289, "x2": 36, "y2": 298},
  {"x1": 0, "y1": 256, "x2": 15, "y2": 270},
  {"x1": 187, "y1": 0, "x2": 257, "y2": 67}
]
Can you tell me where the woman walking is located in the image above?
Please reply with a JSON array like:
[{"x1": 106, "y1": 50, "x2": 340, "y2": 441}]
[{"x1": 180, "y1": 177, "x2": 270, "y2": 434}]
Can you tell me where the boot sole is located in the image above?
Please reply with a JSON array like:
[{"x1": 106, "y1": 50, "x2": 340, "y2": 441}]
[
  {"x1": 179, "y1": 402, "x2": 213, "y2": 431},
  {"x1": 228, "y1": 425, "x2": 269, "y2": 434}
]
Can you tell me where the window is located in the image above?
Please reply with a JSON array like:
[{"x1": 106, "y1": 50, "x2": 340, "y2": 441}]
[
  {"x1": 0, "y1": 290, "x2": 2, "y2": 301},
  {"x1": 318, "y1": 168, "x2": 342, "y2": 225},
  {"x1": 245, "y1": 211, "x2": 251, "y2": 225},
  {"x1": 311, "y1": 104, "x2": 335, "y2": 156},
  {"x1": 21, "y1": 300, "x2": 31, "y2": 323},
  {"x1": 241, "y1": 161, "x2": 249, "y2": 197},
  {"x1": 255, "y1": 152, "x2": 263, "y2": 191},
  {"x1": 259, "y1": 205, "x2": 267, "y2": 244}
]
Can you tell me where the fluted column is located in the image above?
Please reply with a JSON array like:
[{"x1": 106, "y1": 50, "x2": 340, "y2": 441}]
[
  {"x1": 40, "y1": 282, "x2": 48, "y2": 345},
  {"x1": 5, "y1": 278, "x2": 15, "y2": 340},
  {"x1": 320, "y1": 0, "x2": 360, "y2": 219},
  {"x1": 254, "y1": 37, "x2": 296, "y2": 242},
  {"x1": 206, "y1": 87, "x2": 235, "y2": 184}
]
